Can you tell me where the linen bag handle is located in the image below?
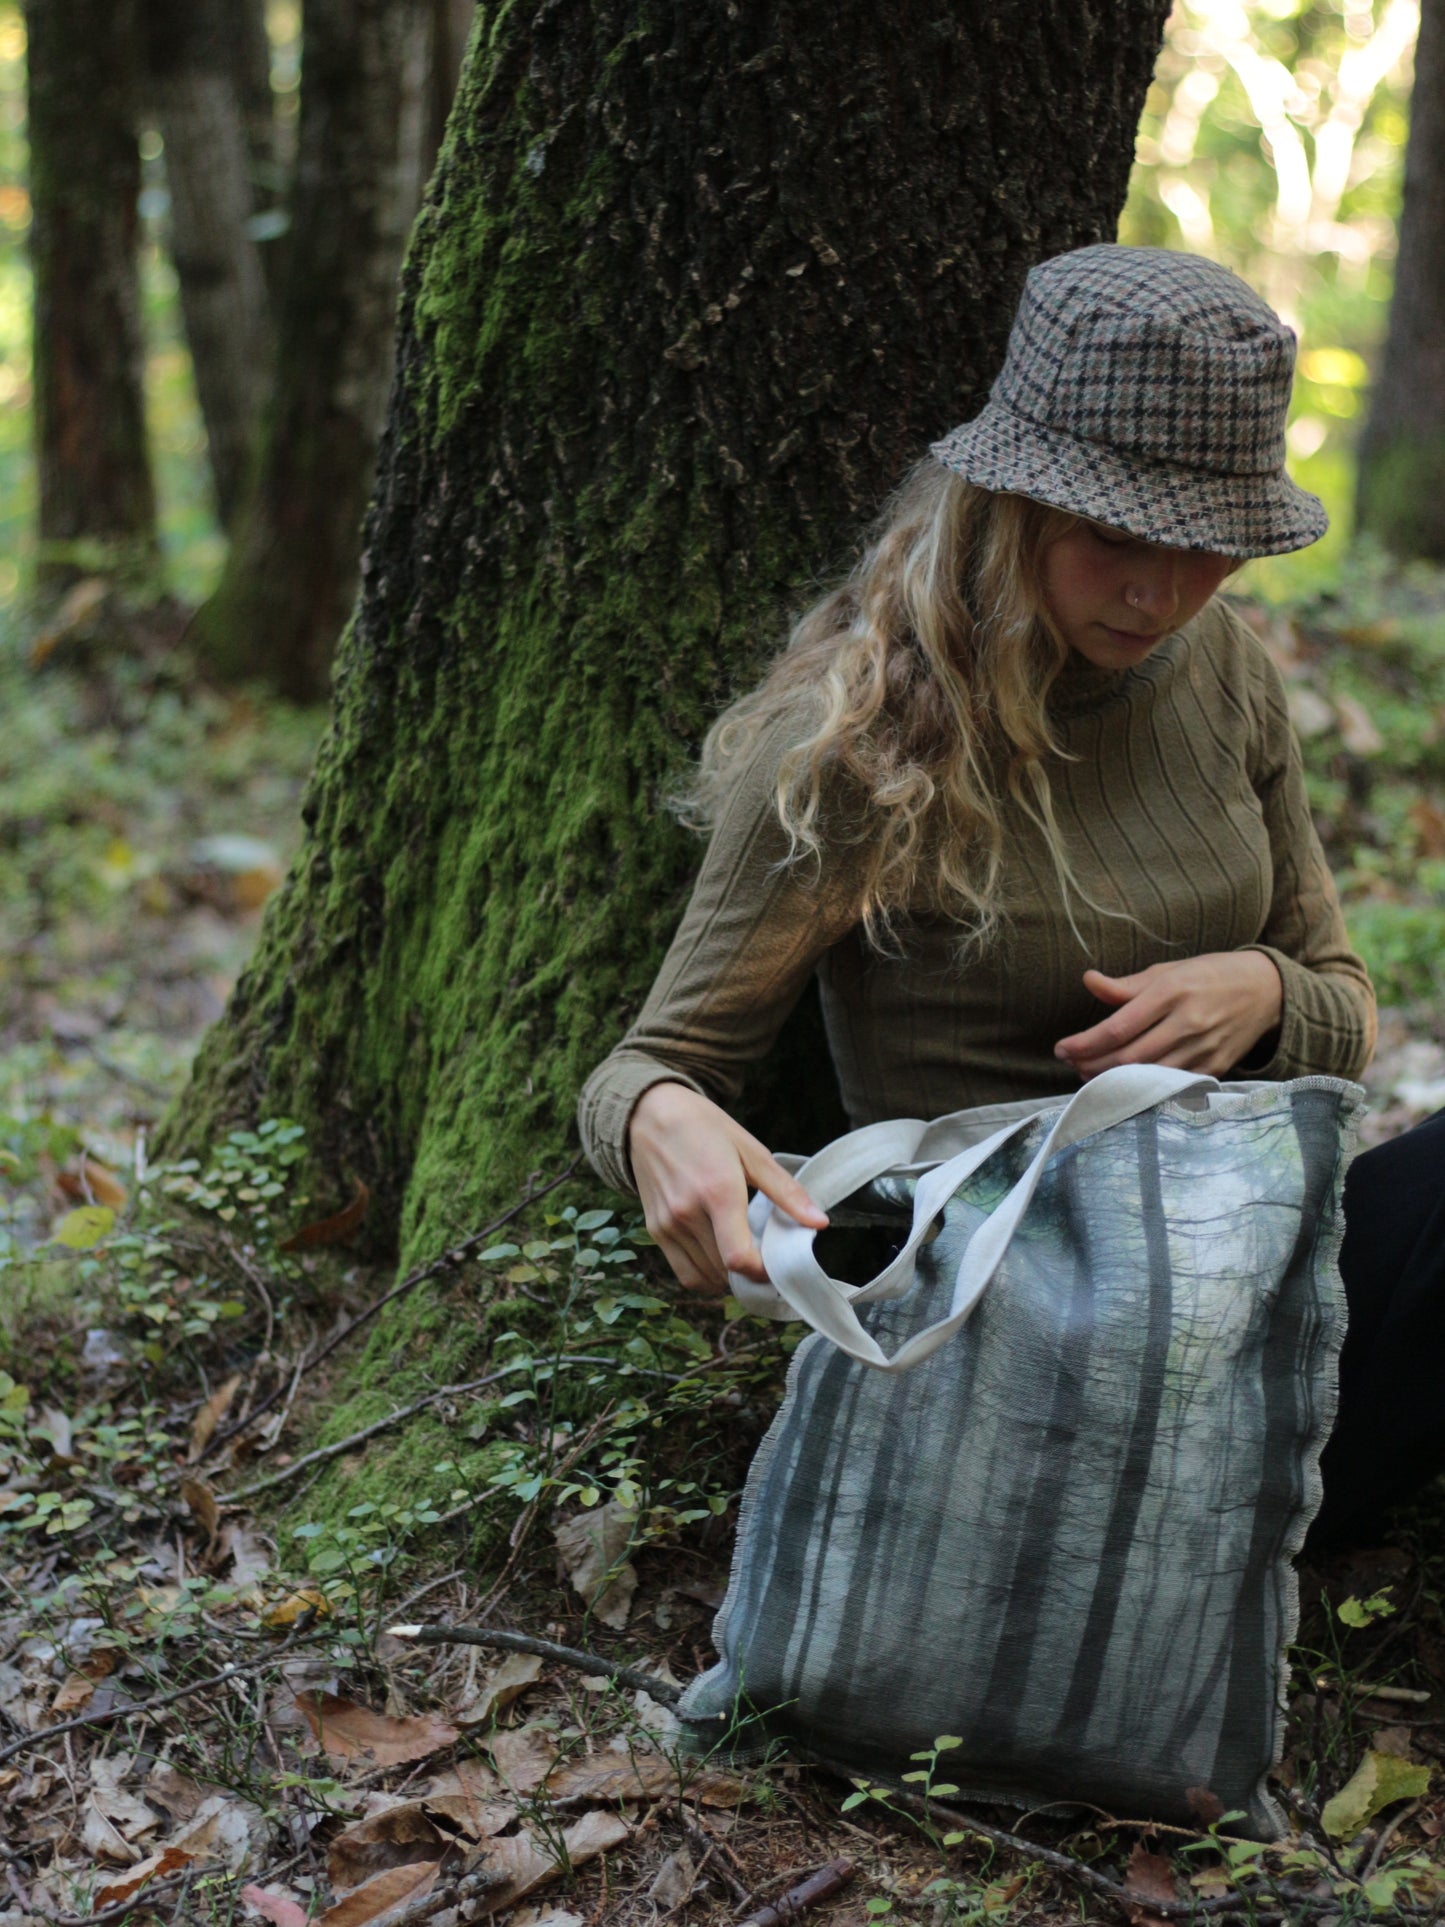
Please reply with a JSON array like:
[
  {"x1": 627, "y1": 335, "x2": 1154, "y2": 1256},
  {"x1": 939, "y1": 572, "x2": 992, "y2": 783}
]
[{"x1": 754, "y1": 1063, "x2": 1217, "y2": 1373}]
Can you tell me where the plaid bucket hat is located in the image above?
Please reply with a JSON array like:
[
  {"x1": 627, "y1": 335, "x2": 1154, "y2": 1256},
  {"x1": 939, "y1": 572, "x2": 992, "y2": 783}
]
[{"x1": 931, "y1": 245, "x2": 1327, "y2": 557}]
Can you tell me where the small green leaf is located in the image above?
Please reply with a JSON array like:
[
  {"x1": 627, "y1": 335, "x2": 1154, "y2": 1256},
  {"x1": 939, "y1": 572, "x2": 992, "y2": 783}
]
[
  {"x1": 480, "y1": 1243, "x2": 520, "y2": 1262},
  {"x1": 933, "y1": 1735, "x2": 963, "y2": 1751},
  {"x1": 53, "y1": 1206, "x2": 115, "y2": 1250},
  {"x1": 841, "y1": 1790, "x2": 869, "y2": 1811},
  {"x1": 575, "y1": 1209, "x2": 614, "y2": 1232},
  {"x1": 1322, "y1": 1750, "x2": 1432, "y2": 1841}
]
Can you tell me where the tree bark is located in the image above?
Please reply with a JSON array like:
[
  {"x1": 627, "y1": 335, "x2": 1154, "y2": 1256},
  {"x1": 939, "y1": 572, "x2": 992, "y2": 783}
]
[
  {"x1": 191, "y1": 0, "x2": 433, "y2": 699},
  {"x1": 142, "y1": 0, "x2": 274, "y2": 529},
  {"x1": 165, "y1": 0, "x2": 1172, "y2": 1270},
  {"x1": 25, "y1": 0, "x2": 157, "y2": 586},
  {"x1": 1356, "y1": 0, "x2": 1445, "y2": 559}
]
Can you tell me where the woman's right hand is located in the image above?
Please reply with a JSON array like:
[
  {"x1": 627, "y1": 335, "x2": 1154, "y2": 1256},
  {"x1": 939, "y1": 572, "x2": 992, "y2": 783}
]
[{"x1": 627, "y1": 1081, "x2": 829, "y2": 1297}]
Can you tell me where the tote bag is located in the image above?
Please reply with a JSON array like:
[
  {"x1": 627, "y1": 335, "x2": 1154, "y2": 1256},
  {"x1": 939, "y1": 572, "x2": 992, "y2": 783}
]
[{"x1": 678, "y1": 1064, "x2": 1363, "y2": 1836}]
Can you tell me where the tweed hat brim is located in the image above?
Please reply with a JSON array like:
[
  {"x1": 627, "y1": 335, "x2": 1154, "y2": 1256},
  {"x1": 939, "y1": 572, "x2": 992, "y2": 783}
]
[{"x1": 932, "y1": 398, "x2": 1328, "y2": 558}]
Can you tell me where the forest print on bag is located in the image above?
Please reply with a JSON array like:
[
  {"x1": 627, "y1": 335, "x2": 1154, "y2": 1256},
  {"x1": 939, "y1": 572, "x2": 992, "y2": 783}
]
[{"x1": 680, "y1": 1076, "x2": 1362, "y2": 1836}]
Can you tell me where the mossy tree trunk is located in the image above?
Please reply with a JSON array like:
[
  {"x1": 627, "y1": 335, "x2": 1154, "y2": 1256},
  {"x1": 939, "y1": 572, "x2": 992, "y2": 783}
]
[
  {"x1": 24, "y1": 0, "x2": 158, "y2": 588},
  {"x1": 142, "y1": 0, "x2": 274, "y2": 528},
  {"x1": 192, "y1": 0, "x2": 433, "y2": 700},
  {"x1": 1357, "y1": 0, "x2": 1445, "y2": 559},
  {"x1": 167, "y1": 0, "x2": 1171, "y2": 1278}
]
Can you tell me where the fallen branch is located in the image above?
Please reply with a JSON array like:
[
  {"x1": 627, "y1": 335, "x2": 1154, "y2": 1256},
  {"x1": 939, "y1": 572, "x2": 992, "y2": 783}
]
[
  {"x1": 209, "y1": 1156, "x2": 582, "y2": 1451},
  {"x1": 736, "y1": 1856, "x2": 855, "y2": 1927},
  {"x1": 387, "y1": 1623, "x2": 682, "y2": 1706}
]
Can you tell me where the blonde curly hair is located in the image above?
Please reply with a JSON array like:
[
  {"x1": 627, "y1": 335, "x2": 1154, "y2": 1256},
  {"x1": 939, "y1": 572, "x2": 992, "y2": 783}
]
[{"x1": 684, "y1": 461, "x2": 1098, "y2": 949}]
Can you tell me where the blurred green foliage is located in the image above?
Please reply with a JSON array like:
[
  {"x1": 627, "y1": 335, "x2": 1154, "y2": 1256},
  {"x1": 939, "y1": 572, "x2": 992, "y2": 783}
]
[{"x1": 1122, "y1": 0, "x2": 1418, "y2": 600}]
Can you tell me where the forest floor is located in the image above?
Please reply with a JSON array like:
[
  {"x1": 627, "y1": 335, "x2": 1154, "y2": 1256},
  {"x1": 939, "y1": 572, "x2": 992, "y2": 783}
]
[{"x1": 4, "y1": 563, "x2": 1445, "y2": 1927}]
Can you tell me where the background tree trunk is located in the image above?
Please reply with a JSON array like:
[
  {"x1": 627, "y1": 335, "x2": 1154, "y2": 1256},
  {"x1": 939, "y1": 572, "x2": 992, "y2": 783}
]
[
  {"x1": 426, "y1": 0, "x2": 475, "y2": 172},
  {"x1": 1356, "y1": 0, "x2": 1445, "y2": 559},
  {"x1": 24, "y1": 0, "x2": 157, "y2": 586},
  {"x1": 191, "y1": 0, "x2": 433, "y2": 700},
  {"x1": 166, "y1": 0, "x2": 1172, "y2": 1276},
  {"x1": 142, "y1": 0, "x2": 274, "y2": 529}
]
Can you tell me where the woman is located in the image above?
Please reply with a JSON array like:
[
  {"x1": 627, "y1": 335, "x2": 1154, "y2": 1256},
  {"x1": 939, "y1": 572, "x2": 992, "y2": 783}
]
[{"x1": 579, "y1": 244, "x2": 1442, "y2": 1548}]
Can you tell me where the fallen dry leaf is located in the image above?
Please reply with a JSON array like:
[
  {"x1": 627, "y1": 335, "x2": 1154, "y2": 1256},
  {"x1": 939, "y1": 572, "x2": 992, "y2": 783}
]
[
  {"x1": 220, "y1": 1520, "x2": 272, "y2": 1593},
  {"x1": 143, "y1": 1762, "x2": 209, "y2": 1826},
  {"x1": 490, "y1": 1722, "x2": 559, "y2": 1793},
  {"x1": 318, "y1": 1858, "x2": 442, "y2": 1926},
  {"x1": 52, "y1": 1672, "x2": 98, "y2": 1717},
  {"x1": 554, "y1": 1501, "x2": 638, "y2": 1629},
  {"x1": 1123, "y1": 1841, "x2": 1178, "y2": 1927},
  {"x1": 458, "y1": 1651, "x2": 544, "y2": 1726},
  {"x1": 280, "y1": 1181, "x2": 370, "y2": 1252},
  {"x1": 57, "y1": 1161, "x2": 128, "y2": 1210},
  {"x1": 83, "y1": 1756, "x2": 160, "y2": 1859},
  {"x1": 94, "y1": 1844, "x2": 197, "y2": 1910},
  {"x1": 1184, "y1": 1785, "x2": 1224, "y2": 1827},
  {"x1": 648, "y1": 1846, "x2": 695, "y2": 1909},
  {"x1": 294, "y1": 1690, "x2": 460, "y2": 1769},
  {"x1": 240, "y1": 1886, "x2": 310, "y2": 1927},
  {"x1": 32, "y1": 1405, "x2": 75, "y2": 1461},
  {"x1": 1373, "y1": 1725, "x2": 1418, "y2": 1760},
  {"x1": 480, "y1": 1810, "x2": 629, "y2": 1914},
  {"x1": 423, "y1": 1759, "x2": 514, "y2": 1840},
  {"x1": 190, "y1": 1375, "x2": 243, "y2": 1460},
  {"x1": 544, "y1": 1749, "x2": 747, "y2": 1807},
  {"x1": 263, "y1": 1586, "x2": 332, "y2": 1631},
  {"x1": 170, "y1": 1792, "x2": 259, "y2": 1870},
  {"x1": 328, "y1": 1803, "x2": 446, "y2": 1895},
  {"x1": 181, "y1": 1476, "x2": 222, "y2": 1545}
]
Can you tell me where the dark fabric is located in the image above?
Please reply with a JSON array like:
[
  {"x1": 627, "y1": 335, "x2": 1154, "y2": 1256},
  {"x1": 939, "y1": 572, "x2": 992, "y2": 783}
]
[{"x1": 1309, "y1": 1107, "x2": 1445, "y2": 1549}]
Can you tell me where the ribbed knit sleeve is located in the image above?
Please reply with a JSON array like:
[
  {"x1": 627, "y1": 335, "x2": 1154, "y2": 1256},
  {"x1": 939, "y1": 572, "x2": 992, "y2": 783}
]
[
  {"x1": 1235, "y1": 625, "x2": 1377, "y2": 1082},
  {"x1": 577, "y1": 723, "x2": 871, "y2": 1194}
]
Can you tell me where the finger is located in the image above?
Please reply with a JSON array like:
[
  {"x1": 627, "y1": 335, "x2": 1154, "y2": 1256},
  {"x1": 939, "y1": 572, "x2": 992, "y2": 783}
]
[
  {"x1": 651, "y1": 1210, "x2": 728, "y2": 1295},
  {"x1": 706, "y1": 1189, "x2": 772, "y2": 1285},
  {"x1": 1056, "y1": 990, "x2": 1167, "y2": 1061},
  {"x1": 737, "y1": 1141, "x2": 829, "y2": 1229},
  {"x1": 1081, "y1": 967, "x2": 1145, "y2": 1005},
  {"x1": 663, "y1": 1228, "x2": 729, "y2": 1298},
  {"x1": 1069, "y1": 1013, "x2": 1189, "y2": 1078}
]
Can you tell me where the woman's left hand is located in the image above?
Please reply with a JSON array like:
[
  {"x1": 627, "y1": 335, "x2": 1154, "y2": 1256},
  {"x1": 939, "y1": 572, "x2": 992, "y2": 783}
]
[{"x1": 1054, "y1": 952, "x2": 1284, "y2": 1080}]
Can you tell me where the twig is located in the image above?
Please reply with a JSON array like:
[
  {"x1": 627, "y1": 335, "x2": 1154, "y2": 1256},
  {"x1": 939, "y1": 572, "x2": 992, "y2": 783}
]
[
  {"x1": 223, "y1": 1366, "x2": 518, "y2": 1501},
  {"x1": 209, "y1": 1156, "x2": 581, "y2": 1450},
  {"x1": 0, "y1": 1625, "x2": 319, "y2": 1769},
  {"x1": 386, "y1": 1623, "x2": 682, "y2": 1706},
  {"x1": 1361, "y1": 1797, "x2": 1424, "y2": 1881},
  {"x1": 808, "y1": 1762, "x2": 1444, "y2": 1924},
  {"x1": 679, "y1": 1811, "x2": 750, "y2": 1909},
  {"x1": 736, "y1": 1856, "x2": 855, "y2": 1927},
  {"x1": 222, "y1": 1232, "x2": 277, "y2": 1358}
]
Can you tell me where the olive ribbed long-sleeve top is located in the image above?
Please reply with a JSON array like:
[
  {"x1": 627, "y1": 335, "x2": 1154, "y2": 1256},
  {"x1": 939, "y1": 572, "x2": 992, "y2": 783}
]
[{"x1": 578, "y1": 598, "x2": 1376, "y2": 1194}]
